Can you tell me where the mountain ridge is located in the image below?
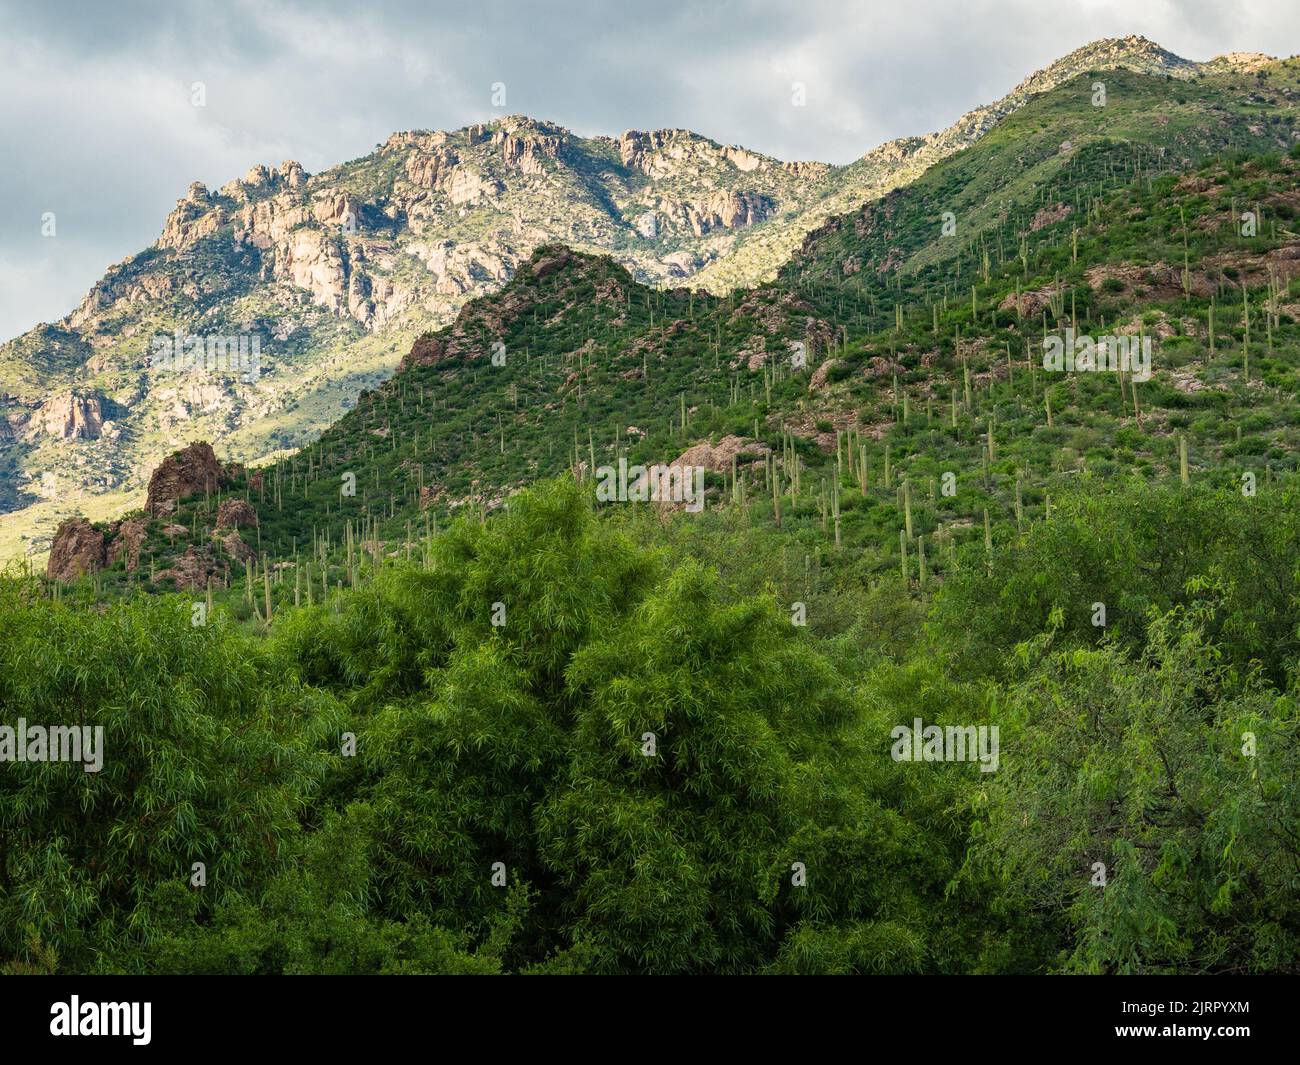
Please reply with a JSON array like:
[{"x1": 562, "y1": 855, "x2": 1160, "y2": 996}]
[{"x1": 1, "y1": 35, "x2": 1293, "y2": 563}]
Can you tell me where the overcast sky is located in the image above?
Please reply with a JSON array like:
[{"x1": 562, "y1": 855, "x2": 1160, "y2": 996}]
[{"x1": 2, "y1": 0, "x2": 1299, "y2": 343}]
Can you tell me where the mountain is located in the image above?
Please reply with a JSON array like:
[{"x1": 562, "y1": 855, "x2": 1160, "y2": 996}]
[
  {"x1": 50, "y1": 119, "x2": 1300, "y2": 599},
  {"x1": 1, "y1": 36, "x2": 1293, "y2": 564},
  {"x1": 12, "y1": 34, "x2": 1300, "y2": 979}
]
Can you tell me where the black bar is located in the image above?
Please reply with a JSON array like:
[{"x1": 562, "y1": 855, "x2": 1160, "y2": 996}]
[{"x1": 0, "y1": 976, "x2": 1289, "y2": 1052}]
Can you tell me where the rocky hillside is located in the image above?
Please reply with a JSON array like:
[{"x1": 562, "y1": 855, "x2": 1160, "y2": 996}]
[
  {"x1": 47, "y1": 118, "x2": 1300, "y2": 600},
  {"x1": 1, "y1": 36, "x2": 1292, "y2": 563}
]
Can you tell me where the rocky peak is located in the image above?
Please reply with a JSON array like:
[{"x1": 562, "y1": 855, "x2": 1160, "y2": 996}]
[
  {"x1": 382, "y1": 129, "x2": 451, "y2": 153},
  {"x1": 722, "y1": 145, "x2": 768, "y2": 172},
  {"x1": 158, "y1": 190, "x2": 222, "y2": 251},
  {"x1": 221, "y1": 160, "x2": 309, "y2": 200},
  {"x1": 243, "y1": 162, "x2": 272, "y2": 188},
  {"x1": 489, "y1": 114, "x2": 568, "y2": 142},
  {"x1": 1013, "y1": 35, "x2": 1198, "y2": 101},
  {"x1": 526, "y1": 244, "x2": 578, "y2": 279},
  {"x1": 619, "y1": 128, "x2": 720, "y2": 174},
  {"x1": 490, "y1": 117, "x2": 567, "y2": 173},
  {"x1": 45, "y1": 437, "x2": 261, "y2": 581},
  {"x1": 1203, "y1": 51, "x2": 1277, "y2": 73},
  {"x1": 870, "y1": 36, "x2": 1203, "y2": 177},
  {"x1": 276, "y1": 160, "x2": 308, "y2": 189}
]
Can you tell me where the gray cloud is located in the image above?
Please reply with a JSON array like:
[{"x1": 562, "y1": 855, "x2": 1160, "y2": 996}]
[{"x1": 2, "y1": 0, "x2": 1298, "y2": 341}]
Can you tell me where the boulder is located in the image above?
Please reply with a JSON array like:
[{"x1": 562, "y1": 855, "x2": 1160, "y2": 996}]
[
  {"x1": 810, "y1": 359, "x2": 839, "y2": 393},
  {"x1": 670, "y1": 434, "x2": 770, "y2": 473}
]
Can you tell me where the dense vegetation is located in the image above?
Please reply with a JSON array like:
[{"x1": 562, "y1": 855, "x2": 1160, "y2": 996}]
[{"x1": 3, "y1": 476, "x2": 1297, "y2": 974}]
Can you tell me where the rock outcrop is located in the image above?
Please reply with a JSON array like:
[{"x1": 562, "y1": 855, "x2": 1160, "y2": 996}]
[
  {"x1": 25, "y1": 389, "x2": 108, "y2": 440},
  {"x1": 47, "y1": 518, "x2": 106, "y2": 582},
  {"x1": 215, "y1": 498, "x2": 258, "y2": 529},
  {"x1": 146, "y1": 442, "x2": 228, "y2": 515},
  {"x1": 810, "y1": 359, "x2": 839, "y2": 393},
  {"x1": 154, "y1": 546, "x2": 210, "y2": 591},
  {"x1": 219, "y1": 530, "x2": 255, "y2": 563},
  {"x1": 1028, "y1": 202, "x2": 1072, "y2": 232},
  {"x1": 106, "y1": 519, "x2": 148, "y2": 573},
  {"x1": 670, "y1": 435, "x2": 770, "y2": 473}
]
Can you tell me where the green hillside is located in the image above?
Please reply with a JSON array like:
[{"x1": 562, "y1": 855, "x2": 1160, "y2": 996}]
[
  {"x1": 6, "y1": 59, "x2": 1300, "y2": 977},
  {"x1": 69, "y1": 63, "x2": 1300, "y2": 594}
]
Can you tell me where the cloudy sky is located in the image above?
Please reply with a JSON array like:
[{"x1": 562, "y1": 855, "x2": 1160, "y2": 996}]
[{"x1": 2, "y1": 0, "x2": 1298, "y2": 342}]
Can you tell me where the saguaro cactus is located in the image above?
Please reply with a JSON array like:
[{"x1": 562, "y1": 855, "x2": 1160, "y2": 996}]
[{"x1": 983, "y1": 508, "x2": 993, "y2": 575}]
